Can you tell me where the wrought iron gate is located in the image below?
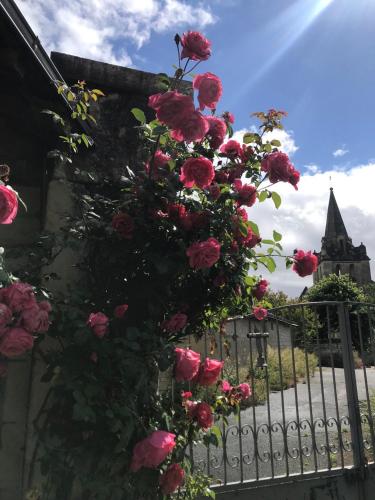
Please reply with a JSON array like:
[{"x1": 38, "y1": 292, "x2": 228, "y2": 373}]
[{"x1": 183, "y1": 302, "x2": 375, "y2": 499}]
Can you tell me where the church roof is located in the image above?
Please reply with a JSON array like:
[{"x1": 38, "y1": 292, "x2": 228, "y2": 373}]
[{"x1": 324, "y1": 188, "x2": 348, "y2": 239}]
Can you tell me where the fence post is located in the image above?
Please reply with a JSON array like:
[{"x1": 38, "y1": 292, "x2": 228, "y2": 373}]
[{"x1": 338, "y1": 302, "x2": 366, "y2": 471}]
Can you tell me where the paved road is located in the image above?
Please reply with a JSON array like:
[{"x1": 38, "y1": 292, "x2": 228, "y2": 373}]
[{"x1": 192, "y1": 368, "x2": 375, "y2": 484}]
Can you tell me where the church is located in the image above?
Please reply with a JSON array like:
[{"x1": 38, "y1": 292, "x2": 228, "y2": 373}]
[{"x1": 313, "y1": 188, "x2": 372, "y2": 285}]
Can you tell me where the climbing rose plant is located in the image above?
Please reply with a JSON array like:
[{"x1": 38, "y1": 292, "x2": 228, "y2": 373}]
[{"x1": 1, "y1": 30, "x2": 318, "y2": 499}]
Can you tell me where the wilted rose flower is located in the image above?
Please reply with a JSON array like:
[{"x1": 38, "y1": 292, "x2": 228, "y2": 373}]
[
  {"x1": 159, "y1": 463, "x2": 185, "y2": 495},
  {"x1": 208, "y1": 183, "x2": 221, "y2": 201},
  {"x1": 186, "y1": 238, "x2": 221, "y2": 270},
  {"x1": 170, "y1": 110, "x2": 209, "y2": 143},
  {"x1": 196, "y1": 357, "x2": 224, "y2": 386},
  {"x1": 174, "y1": 347, "x2": 201, "y2": 382},
  {"x1": 0, "y1": 327, "x2": 33, "y2": 358},
  {"x1": 193, "y1": 72, "x2": 222, "y2": 111},
  {"x1": 181, "y1": 31, "x2": 211, "y2": 61},
  {"x1": 162, "y1": 313, "x2": 188, "y2": 333},
  {"x1": 261, "y1": 151, "x2": 294, "y2": 183},
  {"x1": 220, "y1": 140, "x2": 243, "y2": 158},
  {"x1": 90, "y1": 352, "x2": 98, "y2": 363},
  {"x1": 114, "y1": 304, "x2": 128, "y2": 319},
  {"x1": 205, "y1": 116, "x2": 227, "y2": 150},
  {"x1": 130, "y1": 431, "x2": 176, "y2": 472},
  {"x1": 180, "y1": 210, "x2": 209, "y2": 231},
  {"x1": 87, "y1": 312, "x2": 109, "y2": 338},
  {"x1": 4, "y1": 282, "x2": 36, "y2": 313},
  {"x1": 215, "y1": 170, "x2": 229, "y2": 184},
  {"x1": 289, "y1": 167, "x2": 300, "y2": 190},
  {"x1": 292, "y1": 250, "x2": 318, "y2": 277},
  {"x1": 0, "y1": 185, "x2": 18, "y2": 224},
  {"x1": 233, "y1": 179, "x2": 257, "y2": 207},
  {"x1": 253, "y1": 306, "x2": 268, "y2": 321},
  {"x1": 148, "y1": 91, "x2": 194, "y2": 129},
  {"x1": 180, "y1": 157, "x2": 214, "y2": 189},
  {"x1": 112, "y1": 212, "x2": 134, "y2": 240},
  {"x1": 189, "y1": 401, "x2": 213, "y2": 429}
]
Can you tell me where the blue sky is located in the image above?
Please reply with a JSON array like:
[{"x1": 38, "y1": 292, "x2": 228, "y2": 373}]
[{"x1": 17, "y1": 0, "x2": 375, "y2": 296}]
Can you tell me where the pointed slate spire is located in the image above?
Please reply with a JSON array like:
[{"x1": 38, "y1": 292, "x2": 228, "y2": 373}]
[{"x1": 324, "y1": 188, "x2": 348, "y2": 239}]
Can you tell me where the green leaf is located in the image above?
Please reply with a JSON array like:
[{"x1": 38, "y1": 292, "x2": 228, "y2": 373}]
[
  {"x1": 258, "y1": 256, "x2": 276, "y2": 273},
  {"x1": 263, "y1": 143, "x2": 272, "y2": 153},
  {"x1": 248, "y1": 220, "x2": 259, "y2": 236},
  {"x1": 243, "y1": 132, "x2": 259, "y2": 144},
  {"x1": 273, "y1": 230, "x2": 282, "y2": 242},
  {"x1": 261, "y1": 239, "x2": 274, "y2": 245},
  {"x1": 131, "y1": 107, "x2": 146, "y2": 124},
  {"x1": 271, "y1": 191, "x2": 282, "y2": 209},
  {"x1": 270, "y1": 139, "x2": 281, "y2": 147},
  {"x1": 258, "y1": 190, "x2": 268, "y2": 202},
  {"x1": 92, "y1": 89, "x2": 105, "y2": 96}
]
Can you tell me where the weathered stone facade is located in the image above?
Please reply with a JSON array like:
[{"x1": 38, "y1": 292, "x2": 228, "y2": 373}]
[{"x1": 313, "y1": 188, "x2": 372, "y2": 285}]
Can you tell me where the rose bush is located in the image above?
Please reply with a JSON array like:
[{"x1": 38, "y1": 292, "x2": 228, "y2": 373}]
[{"x1": 7, "y1": 29, "x2": 319, "y2": 500}]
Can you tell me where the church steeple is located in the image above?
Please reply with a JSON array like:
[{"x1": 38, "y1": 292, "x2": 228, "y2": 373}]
[
  {"x1": 324, "y1": 188, "x2": 348, "y2": 239},
  {"x1": 313, "y1": 189, "x2": 372, "y2": 285}
]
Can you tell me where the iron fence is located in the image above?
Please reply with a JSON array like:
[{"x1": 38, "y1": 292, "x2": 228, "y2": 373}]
[{"x1": 176, "y1": 302, "x2": 375, "y2": 487}]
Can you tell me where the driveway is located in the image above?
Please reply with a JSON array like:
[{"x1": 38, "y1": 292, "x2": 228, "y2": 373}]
[{"x1": 192, "y1": 367, "x2": 375, "y2": 484}]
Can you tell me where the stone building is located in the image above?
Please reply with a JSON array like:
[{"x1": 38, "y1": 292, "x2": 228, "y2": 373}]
[{"x1": 313, "y1": 188, "x2": 372, "y2": 285}]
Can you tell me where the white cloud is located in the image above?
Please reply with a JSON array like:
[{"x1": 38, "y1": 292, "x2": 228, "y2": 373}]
[
  {"x1": 333, "y1": 147, "x2": 349, "y2": 157},
  {"x1": 232, "y1": 128, "x2": 298, "y2": 157},
  {"x1": 304, "y1": 164, "x2": 320, "y2": 174},
  {"x1": 16, "y1": 0, "x2": 216, "y2": 66},
  {"x1": 249, "y1": 163, "x2": 375, "y2": 297}
]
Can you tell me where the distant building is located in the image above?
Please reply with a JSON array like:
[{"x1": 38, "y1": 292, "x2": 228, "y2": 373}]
[{"x1": 313, "y1": 188, "x2": 371, "y2": 285}]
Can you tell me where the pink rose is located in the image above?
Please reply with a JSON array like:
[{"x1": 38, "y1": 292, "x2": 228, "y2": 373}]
[
  {"x1": 0, "y1": 327, "x2": 33, "y2": 357},
  {"x1": 186, "y1": 237, "x2": 221, "y2": 270},
  {"x1": 20, "y1": 305, "x2": 50, "y2": 333},
  {"x1": 221, "y1": 380, "x2": 232, "y2": 393},
  {"x1": 149, "y1": 91, "x2": 194, "y2": 129},
  {"x1": 222, "y1": 111, "x2": 234, "y2": 124},
  {"x1": 233, "y1": 180, "x2": 257, "y2": 207},
  {"x1": 193, "y1": 72, "x2": 222, "y2": 111},
  {"x1": 0, "y1": 303, "x2": 12, "y2": 328},
  {"x1": 196, "y1": 357, "x2": 224, "y2": 386},
  {"x1": 114, "y1": 304, "x2": 128, "y2": 319},
  {"x1": 87, "y1": 312, "x2": 109, "y2": 338},
  {"x1": 292, "y1": 250, "x2": 318, "y2": 277},
  {"x1": 252, "y1": 279, "x2": 269, "y2": 300},
  {"x1": 181, "y1": 31, "x2": 211, "y2": 61},
  {"x1": 112, "y1": 212, "x2": 134, "y2": 240},
  {"x1": 162, "y1": 313, "x2": 188, "y2": 333},
  {"x1": 181, "y1": 390, "x2": 192, "y2": 399},
  {"x1": 170, "y1": 110, "x2": 209, "y2": 143},
  {"x1": 205, "y1": 116, "x2": 227, "y2": 150},
  {"x1": 220, "y1": 140, "x2": 243, "y2": 158},
  {"x1": 145, "y1": 150, "x2": 171, "y2": 179},
  {"x1": 174, "y1": 347, "x2": 201, "y2": 382},
  {"x1": 180, "y1": 157, "x2": 214, "y2": 189},
  {"x1": 237, "y1": 383, "x2": 251, "y2": 400},
  {"x1": 39, "y1": 301, "x2": 52, "y2": 313},
  {"x1": 0, "y1": 360, "x2": 8, "y2": 378},
  {"x1": 253, "y1": 307, "x2": 268, "y2": 321},
  {"x1": 261, "y1": 152, "x2": 294, "y2": 183},
  {"x1": 130, "y1": 430, "x2": 176, "y2": 472},
  {"x1": 4, "y1": 282, "x2": 36, "y2": 312},
  {"x1": 159, "y1": 463, "x2": 185, "y2": 495},
  {"x1": 245, "y1": 232, "x2": 262, "y2": 249},
  {"x1": 0, "y1": 185, "x2": 18, "y2": 224},
  {"x1": 189, "y1": 402, "x2": 213, "y2": 429}
]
